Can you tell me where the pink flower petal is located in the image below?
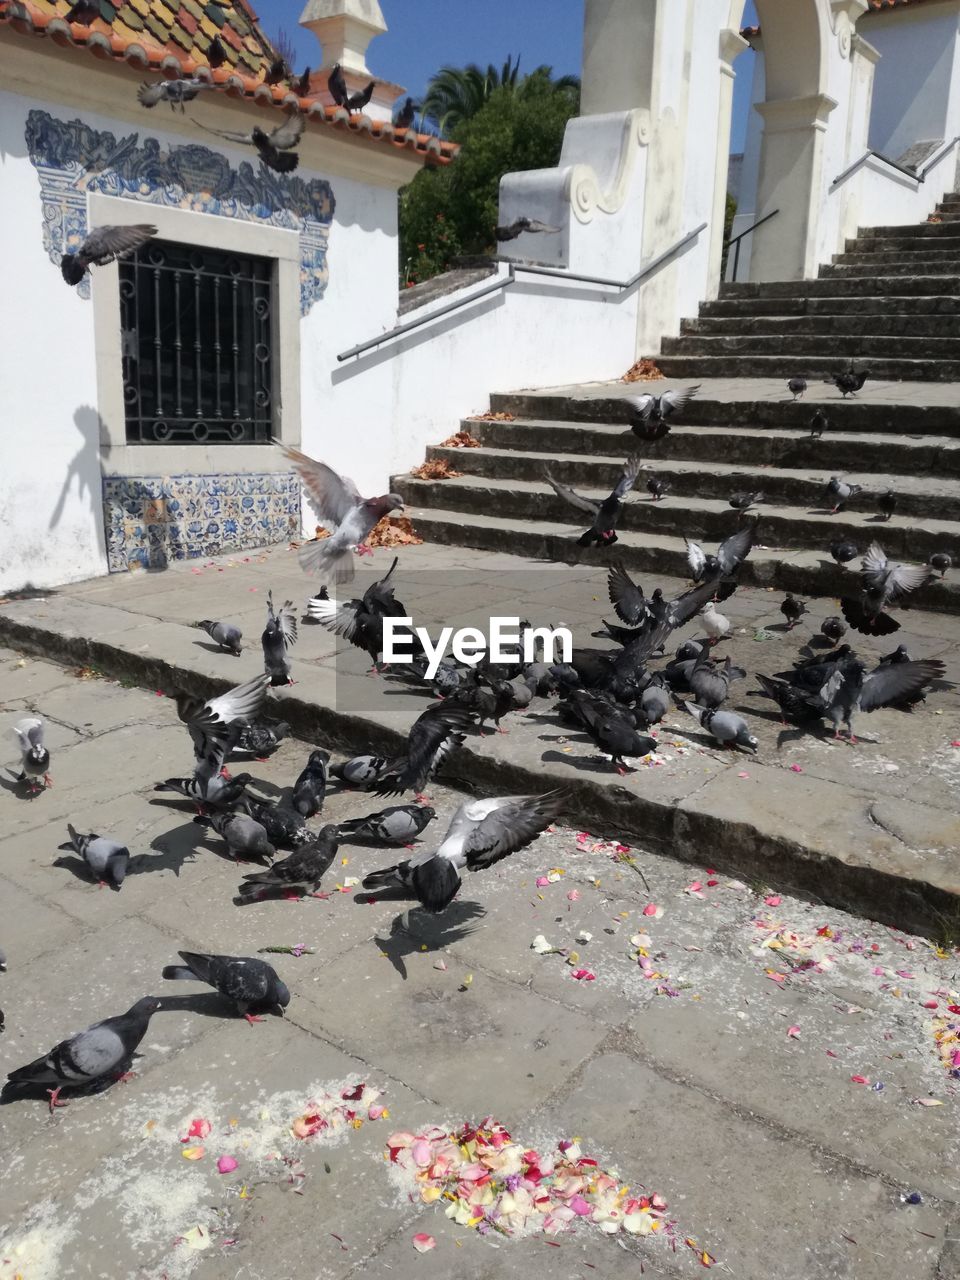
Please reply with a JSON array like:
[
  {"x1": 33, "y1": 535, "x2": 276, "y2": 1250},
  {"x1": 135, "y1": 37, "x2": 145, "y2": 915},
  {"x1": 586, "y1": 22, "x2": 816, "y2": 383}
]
[
  {"x1": 187, "y1": 1118, "x2": 212, "y2": 1140},
  {"x1": 850, "y1": 1074, "x2": 870, "y2": 1085},
  {"x1": 789, "y1": 764, "x2": 803, "y2": 773},
  {"x1": 921, "y1": 1000, "x2": 939, "y2": 1010},
  {"x1": 569, "y1": 1194, "x2": 592, "y2": 1216},
  {"x1": 535, "y1": 876, "x2": 550, "y2": 888},
  {"x1": 764, "y1": 895, "x2": 782, "y2": 907},
  {"x1": 411, "y1": 1139, "x2": 433, "y2": 1167},
  {"x1": 217, "y1": 1156, "x2": 238, "y2": 1174},
  {"x1": 412, "y1": 1233, "x2": 436, "y2": 1253},
  {"x1": 566, "y1": 889, "x2": 581, "y2": 901},
  {"x1": 642, "y1": 903, "x2": 662, "y2": 918},
  {"x1": 571, "y1": 969, "x2": 596, "y2": 982},
  {"x1": 787, "y1": 1025, "x2": 801, "y2": 1039}
]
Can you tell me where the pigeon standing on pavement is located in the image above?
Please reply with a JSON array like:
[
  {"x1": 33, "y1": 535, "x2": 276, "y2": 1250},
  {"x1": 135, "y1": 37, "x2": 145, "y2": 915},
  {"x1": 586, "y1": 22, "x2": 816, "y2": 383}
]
[
  {"x1": 162, "y1": 952, "x2": 289, "y2": 1023},
  {"x1": 236, "y1": 825, "x2": 340, "y2": 901},
  {"x1": 194, "y1": 619, "x2": 243, "y2": 656},
  {"x1": 701, "y1": 601, "x2": 731, "y2": 645},
  {"x1": 262, "y1": 590, "x2": 297, "y2": 686},
  {"x1": 235, "y1": 719, "x2": 290, "y2": 756},
  {"x1": 12, "y1": 717, "x2": 51, "y2": 791},
  {"x1": 160, "y1": 672, "x2": 270, "y2": 808},
  {"x1": 683, "y1": 702, "x2": 758, "y2": 752},
  {"x1": 821, "y1": 616, "x2": 847, "y2": 643},
  {"x1": 809, "y1": 409, "x2": 829, "y2": 439},
  {"x1": 877, "y1": 489, "x2": 897, "y2": 521},
  {"x1": 337, "y1": 804, "x2": 437, "y2": 845},
  {"x1": 292, "y1": 749, "x2": 329, "y2": 817},
  {"x1": 819, "y1": 657, "x2": 945, "y2": 741},
  {"x1": 689, "y1": 655, "x2": 746, "y2": 711},
  {"x1": 195, "y1": 810, "x2": 276, "y2": 862},
  {"x1": 4, "y1": 997, "x2": 162, "y2": 1111},
  {"x1": 196, "y1": 109, "x2": 305, "y2": 173},
  {"x1": 58, "y1": 824, "x2": 130, "y2": 889},
  {"x1": 787, "y1": 377, "x2": 807, "y2": 400},
  {"x1": 824, "y1": 477, "x2": 862, "y2": 513},
  {"x1": 60, "y1": 224, "x2": 157, "y2": 286},
  {"x1": 625, "y1": 386, "x2": 701, "y2": 440},
  {"x1": 236, "y1": 797, "x2": 313, "y2": 848},
  {"x1": 330, "y1": 754, "x2": 393, "y2": 787},
  {"x1": 277, "y1": 443, "x2": 404, "y2": 584},
  {"x1": 831, "y1": 368, "x2": 869, "y2": 397},
  {"x1": 361, "y1": 791, "x2": 567, "y2": 914},
  {"x1": 780, "y1": 594, "x2": 806, "y2": 629},
  {"x1": 546, "y1": 456, "x2": 641, "y2": 547}
]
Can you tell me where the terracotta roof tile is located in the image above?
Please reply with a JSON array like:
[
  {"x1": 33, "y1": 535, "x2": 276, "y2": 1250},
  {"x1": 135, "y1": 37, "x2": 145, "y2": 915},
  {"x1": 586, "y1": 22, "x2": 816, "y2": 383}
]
[{"x1": 0, "y1": 0, "x2": 457, "y2": 165}]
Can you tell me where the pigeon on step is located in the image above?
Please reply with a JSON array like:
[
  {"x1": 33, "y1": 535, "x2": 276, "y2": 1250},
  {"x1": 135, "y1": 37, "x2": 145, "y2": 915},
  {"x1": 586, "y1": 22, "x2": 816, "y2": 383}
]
[
  {"x1": 4, "y1": 997, "x2": 162, "y2": 1111},
  {"x1": 780, "y1": 594, "x2": 806, "y2": 629},
  {"x1": 337, "y1": 804, "x2": 437, "y2": 845},
  {"x1": 194, "y1": 619, "x2": 242, "y2": 656},
  {"x1": 361, "y1": 791, "x2": 567, "y2": 913},
  {"x1": 809, "y1": 409, "x2": 829, "y2": 439},
  {"x1": 929, "y1": 551, "x2": 952, "y2": 578},
  {"x1": 545, "y1": 455, "x2": 641, "y2": 547},
  {"x1": 831, "y1": 368, "x2": 869, "y2": 397},
  {"x1": 701, "y1": 601, "x2": 731, "y2": 644},
  {"x1": 262, "y1": 591, "x2": 297, "y2": 686},
  {"x1": 877, "y1": 489, "x2": 897, "y2": 521},
  {"x1": 646, "y1": 476, "x2": 671, "y2": 502},
  {"x1": 162, "y1": 952, "x2": 289, "y2": 1023},
  {"x1": 236, "y1": 825, "x2": 339, "y2": 900},
  {"x1": 824, "y1": 477, "x2": 862, "y2": 513},
  {"x1": 841, "y1": 542, "x2": 931, "y2": 636},
  {"x1": 12, "y1": 717, "x2": 51, "y2": 791},
  {"x1": 683, "y1": 702, "x2": 758, "y2": 752},
  {"x1": 375, "y1": 703, "x2": 472, "y2": 796},
  {"x1": 58, "y1": 824, "x2": 130, "y2": 889},
  {"x1": 625, "y1": 386, "x2": 701, "y2": 440},
  {"x1": 787, "y1": 376, "x2": 807, "y2": 401},
  {"x1": 830, "y1": 539, "x2": 859, "y2": 566},
  {"x1": 292, "y1": 749, "x2": 329, "y2": 817},
  {"x1": 728, "y1": 490, "x2": 763, "y2": 513}
]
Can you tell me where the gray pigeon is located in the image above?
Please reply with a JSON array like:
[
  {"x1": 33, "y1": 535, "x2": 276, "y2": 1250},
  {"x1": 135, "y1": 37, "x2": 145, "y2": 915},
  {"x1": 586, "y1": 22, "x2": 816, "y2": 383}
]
[
  {"x1": 12, "y1": 717, "x2": 51, "y2": 791},
  {"x1": 168, "y1": 672, "x2": 270, "y2": 805},
  {"x1": 824, "y1": 477, "x2": 862, "y2": 513},
  {"x1": 236, "y1": 825, "x2": 339, "y2": 900},
  {"x1": 337, "y1": 804, "x2": 436, "y2": 845},
  {"x1": 818, "y1": 657, "x2": 945, "y2": 741},
  {"x1": 195, "y1": 619, "x2": 242, "y2": 656},
  {"x1": 162, "y1": 951, "x2": 289, "y2": 1023},
  {"x1": 841, "y1": 542, "x2": 931, "y2": 636},
  {"x1": 292, "y1": 749, "x2": 329, "y2": 818},
  {"x1": 374, "y1": 703, "x2": 472, "y2": 797},
  {"x1": 545, "y1": 455, "x2": 641, "y2": 547},
  {"x1": 277, "y1": 443, "x2": 404, "y2": 584},
  {"x1": 639, "y1": 679, "x2": 670, "y2": 727},
  {"x1": 684, "y1": 525, "x2": 756, "y2": 584},
  {"x1": 361, "y1": 790, "x2": 567, "y2": 914},
  {"x1": 787, "y1": 376, "x2": 807, "y2": 400},
  {"x1": 196, "y1": 108, "x2": 306, "y2": 173},
  {"x1": 262, "y1": 590, "x2": 297, "y2": 686},
  {"x1": 196, "y1": 810, "x2": 275, "y2": 862},
  {"x1": 235, "y1": 720, "x2": 290, "y2": 756},
  {"x1": 929, "y1": 552, "x2": 952, "y2": 578},
  {"x1": 60, "y1": 224, "x2": 157, "y2": 286},
  {"x1": 689, "y1": 655, "x2": 746, "y2": 711},
  {"x1": 728, "y1": 491, "x2": 764, "y2": 513},
  {"x1": 5, "y1": 996, "x2": 162, "y2": 1110},
  {"x1": 330, "y1": 754, "x2": 393, "y2": 787},
  {"x1": 137, "y1": 78, "x2": 218, "y2": 112},
  {"x1": 683, "y1": 701, "x2": 758, "y2": 752},
  {"x1": 58, "y1": 823, "x2": 130, "y2": 889},
  {"x1": 625, "y1": 386, "x2": 701, "y2": 440},
  {"x1": 237, "y1": 796, "x2": 313, "y2": 848}
]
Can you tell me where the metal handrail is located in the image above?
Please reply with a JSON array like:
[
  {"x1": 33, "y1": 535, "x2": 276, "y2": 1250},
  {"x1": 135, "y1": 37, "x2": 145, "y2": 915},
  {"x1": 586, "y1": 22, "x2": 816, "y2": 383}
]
[
  {"x1": 832, "y1": 136, "x2": 960, "y2": 189},
  {"x1": 724, "y1": 208, "x2": 779, "y2": 282},
  {"x1": 336, "y1": 222, "x2": 707, "y2": 362}
]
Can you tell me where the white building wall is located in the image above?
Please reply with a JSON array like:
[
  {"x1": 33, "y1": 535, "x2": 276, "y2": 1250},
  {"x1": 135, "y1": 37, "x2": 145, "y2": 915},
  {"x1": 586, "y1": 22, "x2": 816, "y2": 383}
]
[{"x1": 867, "y1": 3, "x2": 960, "y2": 159}]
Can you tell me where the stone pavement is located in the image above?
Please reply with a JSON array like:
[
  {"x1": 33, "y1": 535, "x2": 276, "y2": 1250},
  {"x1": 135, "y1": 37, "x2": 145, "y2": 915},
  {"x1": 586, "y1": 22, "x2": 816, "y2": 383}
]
[
  {"x1": 1, "y1": 644, "x2": 960, "y2": 1280},
  {"x1": 0, "y1": 541, "x2": 957, "y2": 936}
]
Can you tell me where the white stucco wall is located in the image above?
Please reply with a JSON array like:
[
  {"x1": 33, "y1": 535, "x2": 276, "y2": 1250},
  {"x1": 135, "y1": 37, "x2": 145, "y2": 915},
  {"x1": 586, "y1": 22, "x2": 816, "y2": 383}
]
[
  {"x1": 866, "y1": 2, "x2": 960, "y2": 159},
  {"x1": 0, "y1": 90, "x2": 108, "y2": 592}
]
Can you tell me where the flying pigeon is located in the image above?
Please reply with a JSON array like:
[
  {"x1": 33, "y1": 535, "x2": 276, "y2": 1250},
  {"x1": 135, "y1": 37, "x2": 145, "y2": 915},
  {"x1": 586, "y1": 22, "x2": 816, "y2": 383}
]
[
  {"x1": 545, "y1": 455, "x2": 641, "y2": 547},
  {"x1": 841, "y1": 542, "x2": 931, "y2": 636},
  {"x1": 292, "y1": 749, "x2": 329, "y2": 817},
  {"x1": 162, "y1": 952, "x2": 289, "y2": 1023},
  {"x1": 262, "y1": 590, "x2": 297, "y2": 686},
  {"x1": 780, "y1": 594, "x2": 806, "y2": 629},
  {"x1": 824, "y1": 477, "x2": 862, "y2": 513},
  {"x1": 276, "y1": 442, "x2": 404, "y2": 584},
  {"x1": 167, "y1": 672, "x2": 270, "y2": 806},
  {"x1": 728, "y1": 490, "x2": 763, "y2": 513},
  {"x1": 375, "y1": 702, "x2": 472, "y2": 797},
  {"x1": 809, "y1": 409, "x2": 829, "y2": 439},
  {"x1": 877, "y1": 489, "x2": 897, "y2": 521},
  {"x1": 494, "y1": 217, "x2": 562, "y2": 241},
  {"x1": 236, "y1": 825, "x2": 339, "y2": 900},
  {"x1": 684, "y1": 524, "x2": 756, "y2": 583},
  {"x1": 337, "y1": 804, "x2": 437, "y2": 845},
  {"x1": 195, "y1": 810, "x2": 276, "y2": 862},
  {"x1": 328, "y1": 63, "x2": 375, "y2": 112},
  {"x1": 197, "y1": 109, "x2": 305, "y2": 173},
  {"x1": 821, "y1": 616, "x2": 846, "y2": 643},
  {"x1": 5, "y1": 997, "x2": 161, "y2": 1111},
  {"x1": 395, "y1": 97, "x2": 416, "y2": 129},
  {"x1": 361, "y1": 790, "x2": 567, "y2": 913},
  {"x1": 625, "y1": 386, "x2": 701, "y2": 441},
  {"x1": 330, "y1": 754, "x2": 393, "y2": 787},
  {"x1": 646, "y1": 476, "x2": 670, "y2": 502},
  {"x1": 787, "y1": 377, "x2": 807, "y2": 400},
  {"x1": 832, "y1": 368, "x2": 869, "y2": 397},
  {"x1": 12, "y1": 717, "x2": 51, "y2": 791},
  {"x1": 137, "y1": 78, "x2": 218, "y2": 113},
  {"x1": 58, "y1": 824, "x2": 129, "y2": 889},
  {"x1": 683, "y1": 702, "x2": 758, "y2": 752},
  {"x1": 60, "y1": 223, "x2": 157, "y2": 286},
  {"x1": 929, "y1": 551, "x2": 952, "y2": 578},
  {"x1": 308, "y1": 556, "x2": 423, "y2": 672},
  {"x1": 830, "y1": 539, "x2": 859, "y2": 566},
  {"x1": 689, "y1": 655, "x2": 746, "y2": 711},
  {"x1": 194, "y1": 619, "x2": 242, "y2": 656},
  {"x1": 818, "y1": 657, "x2": 945, "y2": 741}
]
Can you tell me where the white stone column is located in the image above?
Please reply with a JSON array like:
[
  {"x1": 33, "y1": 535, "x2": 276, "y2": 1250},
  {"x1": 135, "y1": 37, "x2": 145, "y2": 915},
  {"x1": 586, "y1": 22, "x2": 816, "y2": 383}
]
[
  {"x1": 299, "y1": 0, "x2": 404, "y2": 123},
  {"x1": 707, "y1": 27, "x2": 750, "y2": 296}
]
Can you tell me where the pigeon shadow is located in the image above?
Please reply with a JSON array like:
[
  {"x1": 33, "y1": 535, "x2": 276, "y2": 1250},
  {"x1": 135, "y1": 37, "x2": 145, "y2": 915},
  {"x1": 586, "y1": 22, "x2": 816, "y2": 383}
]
[
  {"x1": 0, "y1": 774, "x2": 46, "y2": 801},
  {"x1": 540, "y1": 747, "x2": 619, "y2": 774},
  {"x1": 764, "y1": 621, "x2": 802, "y2": 634},
  {"x1": 156, "y1": 991, "x2": 258, "y2": 1021},
  {"x1": 867, "y1": 514, "x2": 893, "y2": 523},
  {"x1": 51, "y1": 855, "x2": 122, "y2": 889},
  {"x1": 371, "y1": 901, "x2": 488, "y2": 979},
  {"x1": 145, "y1": 819, "x2": 211, "y2": 876},
  {"x1": 191, "y1": 639, "x2": 243, "y2": 657}
]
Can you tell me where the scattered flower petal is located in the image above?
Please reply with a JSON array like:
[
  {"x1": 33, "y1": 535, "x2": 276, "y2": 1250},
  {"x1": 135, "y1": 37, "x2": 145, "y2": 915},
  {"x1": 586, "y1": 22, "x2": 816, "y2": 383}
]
[
  {"x1": 182, "y1": 1146, "x2": 205, "y2": 1160},
  {"x1": 217, "y1": 1155, "x2": 238, "y2": 1174},
  {"x1": 412, "y1": 1233, "x2": 436, "y2": 1253},
  {"x1": 787, "y1": 1025, "x2": 800, "y2": 1039}
]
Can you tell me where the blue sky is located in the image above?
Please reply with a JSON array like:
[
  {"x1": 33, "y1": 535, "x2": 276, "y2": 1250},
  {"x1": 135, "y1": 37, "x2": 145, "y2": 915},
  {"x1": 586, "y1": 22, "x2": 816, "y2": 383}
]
[{"x1": 266, "y1": 0, "x2": 759, "y2": 151}]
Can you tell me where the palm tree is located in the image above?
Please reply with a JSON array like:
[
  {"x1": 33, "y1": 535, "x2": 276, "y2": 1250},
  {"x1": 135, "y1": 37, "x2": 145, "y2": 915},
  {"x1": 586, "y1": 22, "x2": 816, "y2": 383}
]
[{"x1": 421, "y1": 56, "x2": 578, "y2": 136}]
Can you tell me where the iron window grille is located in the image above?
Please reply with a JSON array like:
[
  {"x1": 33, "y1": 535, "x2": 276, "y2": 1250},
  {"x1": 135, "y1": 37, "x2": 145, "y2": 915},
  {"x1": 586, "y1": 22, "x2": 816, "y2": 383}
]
[{"x1": 119, "y1": 239, "x2": 274, "y2": 445}]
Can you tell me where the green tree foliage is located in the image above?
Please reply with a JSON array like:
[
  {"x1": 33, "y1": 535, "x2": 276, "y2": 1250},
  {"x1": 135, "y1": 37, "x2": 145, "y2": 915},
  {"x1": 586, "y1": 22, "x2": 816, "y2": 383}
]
[{"x1": 400, "y1": 68, "x2": 579, "y2": 287}]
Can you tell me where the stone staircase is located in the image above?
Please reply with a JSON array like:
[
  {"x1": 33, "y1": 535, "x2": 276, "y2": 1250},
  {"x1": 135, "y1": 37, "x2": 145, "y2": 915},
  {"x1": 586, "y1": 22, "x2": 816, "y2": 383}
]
[
  {"x1": 393, "y1": 204, "x2": 960, "y2": 611},
  {"x1": 659, "y1": 192, "x2": 960, "y2": 380}
]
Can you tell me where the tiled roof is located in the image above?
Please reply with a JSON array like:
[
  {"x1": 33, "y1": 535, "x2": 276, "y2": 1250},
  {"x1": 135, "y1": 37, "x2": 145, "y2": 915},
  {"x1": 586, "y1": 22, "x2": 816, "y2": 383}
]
[{"x1": 0, "y1": 0, "x2": 456, "y2": 163}]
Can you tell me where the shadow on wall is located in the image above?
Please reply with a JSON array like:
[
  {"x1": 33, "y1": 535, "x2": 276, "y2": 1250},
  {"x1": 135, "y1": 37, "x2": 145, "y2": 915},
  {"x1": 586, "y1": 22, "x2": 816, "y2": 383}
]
[{"x1": 49, "y1": 404, "x2": 104, "y2": 534}]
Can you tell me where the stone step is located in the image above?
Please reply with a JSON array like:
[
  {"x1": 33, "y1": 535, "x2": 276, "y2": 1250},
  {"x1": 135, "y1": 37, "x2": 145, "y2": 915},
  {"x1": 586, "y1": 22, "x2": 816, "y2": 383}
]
[
  {"x1": 660, "y1": 334, "x2": 960, "y2": 359},
  {"x1": 836, "y1": 243, "x2": 960, "y2": 260},
  {"x1": 487, "y1": 392, "x2": 960, "y2": 437},
  {"x1": 857, "y1": 222, "x2": 960, "y2": 239},
  {"x1": 654, "y1": 353, "x2": 960, "y2": 380},
  {"x1": 424, "y1": 442, "x2": 960, "y2": 519},
  {"x1": 721, "y1": 275, "x2": 960, "y2": 297},
  {"x1": 393, "y1": 473, "x2": 957, "y2": 566},
  {"x1": 700, "y1": 295, "x2": 960, "y2": 318},
  {"x1": 467, "y1": 417, "x2": 960, "y2": 475},
  {"x1": 398, "y1": 502, "x2": 960, "y2": 615},
  {"x1": 681, "y1": 313, "x2": 953, "y2": 337},
  {"x1": 820, "y1": 260, "x2": 960, "y2": 277}
]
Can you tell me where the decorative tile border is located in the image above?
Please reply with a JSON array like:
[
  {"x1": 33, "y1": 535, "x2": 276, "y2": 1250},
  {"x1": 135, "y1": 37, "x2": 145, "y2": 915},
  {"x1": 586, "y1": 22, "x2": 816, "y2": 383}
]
[
  {"x1": 102, "y1": 472, "x2": 300, "y2": 571},
  {"x1": 25, "y1": 109, "x2": 335, "y2": 314}
]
